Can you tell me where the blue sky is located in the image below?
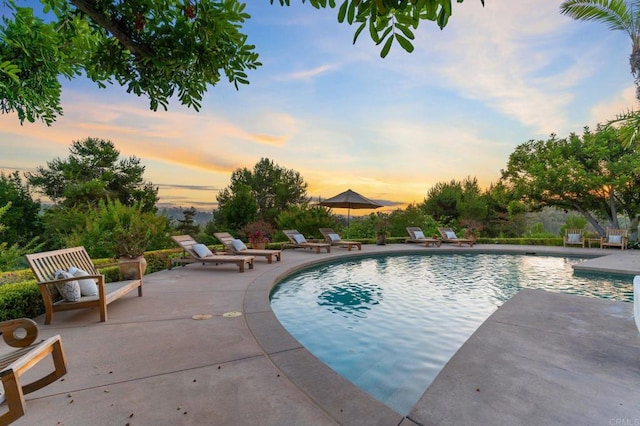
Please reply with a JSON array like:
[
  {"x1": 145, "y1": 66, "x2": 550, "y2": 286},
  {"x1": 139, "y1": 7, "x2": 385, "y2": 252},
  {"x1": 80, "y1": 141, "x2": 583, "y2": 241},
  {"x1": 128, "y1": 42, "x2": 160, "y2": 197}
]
[{"x1": 0, "y1": 1, "x2": 637, "y2": 213}]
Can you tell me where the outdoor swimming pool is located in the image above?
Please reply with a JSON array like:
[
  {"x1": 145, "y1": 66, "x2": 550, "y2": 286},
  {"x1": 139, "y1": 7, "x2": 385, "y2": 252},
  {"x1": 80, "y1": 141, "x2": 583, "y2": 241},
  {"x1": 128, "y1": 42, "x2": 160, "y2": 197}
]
[{"x1": 270, "y1": 253, "x2": 634, "y2": 415}]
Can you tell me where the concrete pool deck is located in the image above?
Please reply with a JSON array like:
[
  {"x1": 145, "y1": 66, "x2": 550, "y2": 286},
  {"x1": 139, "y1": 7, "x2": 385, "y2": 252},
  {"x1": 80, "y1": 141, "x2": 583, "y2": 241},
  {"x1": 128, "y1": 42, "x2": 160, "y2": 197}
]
[{"x1": 9, "y1": 244, "x2": 640, "y2": 425}]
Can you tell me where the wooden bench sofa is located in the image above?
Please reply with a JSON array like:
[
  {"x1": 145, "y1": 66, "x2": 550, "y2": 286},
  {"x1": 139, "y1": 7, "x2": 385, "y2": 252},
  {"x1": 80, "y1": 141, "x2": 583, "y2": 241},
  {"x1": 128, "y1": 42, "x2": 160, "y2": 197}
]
[
  {"x1": 601, "y1": 228, "x2": 628, "y2": 250},
  {"x1": 0, "y1": 318, "x2": 67, "y2": 424},
  {"x1": 26, "y1": 247, "x2": 143, "y2": 324}
]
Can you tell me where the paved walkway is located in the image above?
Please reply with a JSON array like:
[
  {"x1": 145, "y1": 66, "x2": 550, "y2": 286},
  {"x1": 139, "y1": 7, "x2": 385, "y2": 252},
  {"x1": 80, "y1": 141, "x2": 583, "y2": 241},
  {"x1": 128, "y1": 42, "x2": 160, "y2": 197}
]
[{"x1": 11, "y1": 244, "x2": 640, "y2": 425}]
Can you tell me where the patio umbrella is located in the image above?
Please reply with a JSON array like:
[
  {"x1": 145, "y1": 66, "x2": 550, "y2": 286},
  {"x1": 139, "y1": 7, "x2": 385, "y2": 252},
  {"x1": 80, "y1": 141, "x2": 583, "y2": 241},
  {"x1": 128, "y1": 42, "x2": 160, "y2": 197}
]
[{"x1": 319, "y1": 189, "x2": 383, "y2": 238}]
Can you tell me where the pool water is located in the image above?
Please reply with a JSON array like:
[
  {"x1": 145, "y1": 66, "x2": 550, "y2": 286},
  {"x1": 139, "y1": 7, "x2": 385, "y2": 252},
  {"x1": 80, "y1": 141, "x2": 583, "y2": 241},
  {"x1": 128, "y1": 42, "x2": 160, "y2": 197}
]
[{"x1": 270, "y1": 253, "x2": 634, "y2": 415}]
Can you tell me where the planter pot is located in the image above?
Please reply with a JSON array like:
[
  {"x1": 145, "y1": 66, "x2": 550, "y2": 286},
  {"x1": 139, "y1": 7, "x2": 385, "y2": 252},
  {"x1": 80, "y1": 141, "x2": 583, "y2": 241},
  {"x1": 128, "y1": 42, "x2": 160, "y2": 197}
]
[
  {"x1": 376, "y1": 235, "x2": 387, "y2": 246},
  {"x1": 251, "y1": 242, "x2": 267, "y2": 250},
  {"x1": 118, "y1": 255, "x2": 147, "y2": 280}
]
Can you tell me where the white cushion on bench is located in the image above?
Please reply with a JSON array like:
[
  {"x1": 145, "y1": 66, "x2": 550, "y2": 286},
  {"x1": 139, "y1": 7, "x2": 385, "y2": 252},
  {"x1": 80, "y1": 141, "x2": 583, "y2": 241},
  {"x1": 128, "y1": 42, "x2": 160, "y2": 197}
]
[
  {"x1": 68, "y1": 266, "x2": 98, "y2": 296},
  {"x1": 54, "y1": 270, "x2": 81, "y2": 302},
  {"x1": 567, "y1": 233, "x2": 581, "y2": 243}
]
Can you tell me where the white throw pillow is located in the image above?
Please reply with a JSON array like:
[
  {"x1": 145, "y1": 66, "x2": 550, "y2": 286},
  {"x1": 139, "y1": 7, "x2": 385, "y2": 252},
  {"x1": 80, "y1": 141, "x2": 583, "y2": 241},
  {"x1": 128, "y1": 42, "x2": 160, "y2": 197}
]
[
  {"x1": 445, "y1": 231, "x2": 457, "y2": 239},
  {"x1": 293, "y1": 234, "x2": 307, "y2": 244},
  {"x1": 413, "y1": 230, "x2": 425, "y2": 239},
  {"x1": 54, "y1": 270, "x2": 81, "y2": 302},
  {"x1": 567, "y1": 233, "x2": 581, "y2": 243},
  {"x1": 609, "y1": 235, "x2": 622, "y2": 244},
  {"x1": 68, "y1": 266, "x2": 98, "y2": 296},
  {"x1": 328, "y1": 233, "x2": 341, "y2": 242},
  {"x1": 192, "y1": 243, "x2": 214, "y2": 258},
  {"x1": 232, "y1": 239, "x2": 248, "y2": 251}
]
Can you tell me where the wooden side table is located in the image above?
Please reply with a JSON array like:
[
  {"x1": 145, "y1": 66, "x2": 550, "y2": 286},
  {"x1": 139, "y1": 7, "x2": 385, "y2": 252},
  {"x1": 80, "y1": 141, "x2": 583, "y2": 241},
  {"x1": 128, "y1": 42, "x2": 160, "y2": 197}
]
[{"x1": 587, "y1": 237, "x2": 601, "y2": 248}]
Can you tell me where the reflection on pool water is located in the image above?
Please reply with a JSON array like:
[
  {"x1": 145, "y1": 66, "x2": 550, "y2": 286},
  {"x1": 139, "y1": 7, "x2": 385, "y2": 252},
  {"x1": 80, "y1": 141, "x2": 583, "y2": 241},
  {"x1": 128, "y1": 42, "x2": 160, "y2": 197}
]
[{"x1": 270, "y1": 253, "x2": 633, "y2": 415}]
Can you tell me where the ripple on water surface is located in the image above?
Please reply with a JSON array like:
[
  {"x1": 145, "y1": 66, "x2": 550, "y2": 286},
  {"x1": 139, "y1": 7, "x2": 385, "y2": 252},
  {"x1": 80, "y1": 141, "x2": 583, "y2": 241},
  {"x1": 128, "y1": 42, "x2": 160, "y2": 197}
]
[{"x1": 270, "y1": 253, "x2": 634, "y2": 415}]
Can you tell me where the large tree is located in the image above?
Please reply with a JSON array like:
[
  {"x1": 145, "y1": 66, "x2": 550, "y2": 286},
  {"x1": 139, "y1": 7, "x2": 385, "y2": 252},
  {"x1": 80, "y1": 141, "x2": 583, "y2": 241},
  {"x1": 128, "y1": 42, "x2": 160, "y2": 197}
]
[
  {"x1": 216, "y1": 158, "x2": 308, "y2": 228},
  {"x1": 214, "y1": 183, "x2": 259, "y2": 232},
  {"x1": 1, "y1": 0, "x2": 481, "y2": 125},
  {"x1": 28, "y1": 137, "x2": 159, "y2": 211},
  {"x1": 500, "y1": 126, "x2": 640, "y2": 236},
  {"x1": 0, "y1": 171, "x2": 43, "y2": 246},
  {"x1": 421, "y1": 177, "x2": 488, "y2": 226}
]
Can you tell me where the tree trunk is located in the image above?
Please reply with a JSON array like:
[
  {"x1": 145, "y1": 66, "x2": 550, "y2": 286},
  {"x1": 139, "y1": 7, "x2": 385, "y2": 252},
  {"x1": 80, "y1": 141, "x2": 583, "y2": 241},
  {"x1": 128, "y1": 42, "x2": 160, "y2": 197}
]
[
  {"x1": 630, "y1": 215, "x2": 640, "y2": 242},
  {"x1": 608, "y1": 186, "x2": 620, "y2": 229},
  {"x1": 572, "y1": 204, "x2": 605, "y2": 236}
]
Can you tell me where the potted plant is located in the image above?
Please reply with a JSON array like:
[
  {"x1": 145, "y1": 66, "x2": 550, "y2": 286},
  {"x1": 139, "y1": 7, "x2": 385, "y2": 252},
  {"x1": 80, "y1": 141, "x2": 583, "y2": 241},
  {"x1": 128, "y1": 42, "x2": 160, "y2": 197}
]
[
  {"x1": 240, "y1": 220, "x2": 274, "y2": 250},
  {"x1": 96, "y1": 200, "x2": 152, "y2": 279},
  {"x1": 374, "y1": 213, "x2": 390, "y2": 245},
  {"x1": 65, "y1": 199, "x2": 160, "y2": 279},
  {"x1": 112, "y1": 221, "x2": 151, "y2": 279}
]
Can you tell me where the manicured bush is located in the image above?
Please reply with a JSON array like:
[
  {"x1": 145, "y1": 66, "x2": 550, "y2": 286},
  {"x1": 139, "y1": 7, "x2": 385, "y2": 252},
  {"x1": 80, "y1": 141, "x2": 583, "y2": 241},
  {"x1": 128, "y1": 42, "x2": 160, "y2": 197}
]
[
  {"x1": 0, "y1": 269, "x2": 36, "y2": 285},
  {"x1": 0, "y1": 281, "x2": 44, "y2": 321},
  {"x1": 477, "y1": 237, "x2": 563, "y2": 246}
]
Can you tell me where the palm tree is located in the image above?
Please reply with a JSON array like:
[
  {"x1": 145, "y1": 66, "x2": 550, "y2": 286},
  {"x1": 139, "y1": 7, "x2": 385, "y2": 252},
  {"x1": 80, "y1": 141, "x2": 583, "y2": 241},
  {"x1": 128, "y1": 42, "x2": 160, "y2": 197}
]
[{"x1": 560, "y1": 0, "x2": 640, "y2": 99}]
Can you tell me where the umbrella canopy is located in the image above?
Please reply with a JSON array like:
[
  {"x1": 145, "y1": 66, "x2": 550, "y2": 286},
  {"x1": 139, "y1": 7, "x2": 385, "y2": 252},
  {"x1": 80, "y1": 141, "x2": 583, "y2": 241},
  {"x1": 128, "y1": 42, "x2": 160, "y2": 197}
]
[{"x1": 319, "y1": 189, "x2": 382, "y2": 238}]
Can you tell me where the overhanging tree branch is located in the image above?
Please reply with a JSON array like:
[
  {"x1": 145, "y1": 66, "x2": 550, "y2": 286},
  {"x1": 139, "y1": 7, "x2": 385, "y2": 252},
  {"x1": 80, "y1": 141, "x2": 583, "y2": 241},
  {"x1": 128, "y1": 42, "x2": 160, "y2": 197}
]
[{"x1": 70, "y1": 0, "x2": 152, "y2": 57}]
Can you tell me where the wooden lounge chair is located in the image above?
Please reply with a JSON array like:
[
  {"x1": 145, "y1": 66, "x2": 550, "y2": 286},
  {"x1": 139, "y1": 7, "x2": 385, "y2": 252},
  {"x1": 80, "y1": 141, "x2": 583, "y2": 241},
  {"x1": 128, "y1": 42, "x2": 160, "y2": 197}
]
[
  {"x1": 437, "y1": 227, "x2": 475, "y2": 247},
  {"x1": 282, "y1": 230, "x2": 331, "y2": 253},
  {"x1": 26, "y1": 247, "x2": 143, "y2": 324},
  {"x1": 0, "y1": 318, "x2": 67, "y2": 424},
  {"x1": 213, "y1": 232, "x2": 282, "y2": 264},
  {"x1": 601, "y1": 228, "x2": 628, "y2": 250},
  {"x1": 318, "y1": 228, "x2": 362, "y2": 251},
  {"x1": 406, "y1": 227, "x2": 442, "y2": 247},
  {"x1": 170, "y1": 235, "x2": 254, "y2": 272},
  {"x1": 563, "y1": 229, "x2": 585, "y2": 248}
]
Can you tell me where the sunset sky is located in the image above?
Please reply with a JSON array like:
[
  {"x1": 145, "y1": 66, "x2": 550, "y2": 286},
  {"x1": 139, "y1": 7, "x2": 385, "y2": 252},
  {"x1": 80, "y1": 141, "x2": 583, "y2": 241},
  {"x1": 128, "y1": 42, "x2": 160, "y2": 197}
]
[{"x1": 1, "y1": 1, "x2": 637, "y2": 214}]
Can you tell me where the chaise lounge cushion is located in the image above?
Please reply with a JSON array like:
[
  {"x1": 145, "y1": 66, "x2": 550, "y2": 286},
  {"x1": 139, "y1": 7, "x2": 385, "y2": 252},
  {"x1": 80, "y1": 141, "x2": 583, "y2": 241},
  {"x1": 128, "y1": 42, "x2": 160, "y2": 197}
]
[
  {"x1": 232, "y1": 239, "x2": 248, "y2": 251},
  {"x1": 53, "y1": 270, "x2": 81, "y2": 302},
  {"x1": 445, "y1": 231, "x2": 457, "y2": 239},
  {"x1": 293, "y1": 234, "x2": 307, "y2": 244},
  {"x1": 68, "y1": 266, "x2": 98, "y2": 296},
  {"x1": 327, "y1": 233, "x2": 341, "y2": 242},
  {"x1": 192, "y1": 243, "x2": 214, "y2": 258},
  {"x1": 413, "y1": 230, "x2": 425, "y2": 239}
]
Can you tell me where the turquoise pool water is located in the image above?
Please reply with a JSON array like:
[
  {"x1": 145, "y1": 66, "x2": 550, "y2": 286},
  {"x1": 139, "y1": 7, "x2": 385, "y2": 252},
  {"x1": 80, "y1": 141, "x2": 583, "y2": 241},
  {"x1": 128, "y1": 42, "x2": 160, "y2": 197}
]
[{"x1": 270, "y1": 253, "x2": 634, "y2": 415}]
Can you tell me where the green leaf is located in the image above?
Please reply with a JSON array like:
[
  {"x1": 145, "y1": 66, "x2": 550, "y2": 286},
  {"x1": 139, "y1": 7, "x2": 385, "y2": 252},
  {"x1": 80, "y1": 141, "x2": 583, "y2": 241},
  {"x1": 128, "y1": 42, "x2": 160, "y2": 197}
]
[
  {"x1": 338, "y1": 0, "x2": 348, "y2": 22},
  {"x1": 368, "y1": 17, "x2": 379, "y2": 43},
  {"x1": 380, "y1": 35, "x2": 393, "y2": 58},
  {"x1": 394, "y1": 33, "x2": 414, "y2": 52},
  {"x1": 394, "y1": 23, "x2": 415, "y2": 40},
  {"x1": 353, "y1": 22, "x2": 366, "y2": 44},
  {"x1": 347, "y1": 0, "x2": 356, "y2": 24}
]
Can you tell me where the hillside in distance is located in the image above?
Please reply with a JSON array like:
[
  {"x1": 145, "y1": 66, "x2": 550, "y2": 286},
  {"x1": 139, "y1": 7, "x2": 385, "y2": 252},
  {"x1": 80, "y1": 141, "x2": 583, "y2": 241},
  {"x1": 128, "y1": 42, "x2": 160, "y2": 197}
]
[{"x1": 159, "y1": 207, "x2": 213, "y2": 226}]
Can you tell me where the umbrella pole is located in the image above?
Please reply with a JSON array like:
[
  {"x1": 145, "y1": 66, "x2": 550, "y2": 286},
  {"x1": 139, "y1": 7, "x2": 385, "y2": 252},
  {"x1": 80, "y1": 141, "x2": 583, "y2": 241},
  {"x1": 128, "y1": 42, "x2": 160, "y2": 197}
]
[{"x1": 347, "y1": 207, "x2": 351, "y2": 239}]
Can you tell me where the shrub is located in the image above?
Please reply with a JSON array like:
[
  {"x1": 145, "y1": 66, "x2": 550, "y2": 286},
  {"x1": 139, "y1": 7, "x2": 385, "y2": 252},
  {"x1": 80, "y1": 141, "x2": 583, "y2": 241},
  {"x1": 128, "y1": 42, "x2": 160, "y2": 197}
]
[
  {"x1": 387, "y1": 204, "x2": 440, "y2": 238},
  {"x1": 276, "y1": 205, "x2": 337, "y2": 240},
  {"x1": 559, "y1": 214, "x2": 588, "y2": 236},
  {"x1": 67, "y1": 199, "x2": 170, "y2": 259},
  {"x1": 240, "y1": 220, "x2": 275, "y2": 244},
  {"x1": 0, "y1": 281, "x2": 44, "y2": 321}
]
